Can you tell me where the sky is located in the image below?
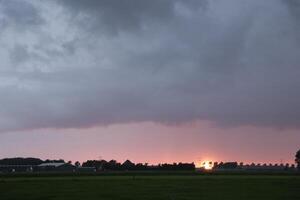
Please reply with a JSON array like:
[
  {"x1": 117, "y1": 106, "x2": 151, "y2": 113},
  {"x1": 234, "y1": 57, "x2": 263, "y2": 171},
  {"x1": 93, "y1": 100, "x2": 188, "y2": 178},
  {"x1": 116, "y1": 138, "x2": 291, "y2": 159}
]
[{"x1": 0, "y1": 0, "x2": 300, "y2": 165}]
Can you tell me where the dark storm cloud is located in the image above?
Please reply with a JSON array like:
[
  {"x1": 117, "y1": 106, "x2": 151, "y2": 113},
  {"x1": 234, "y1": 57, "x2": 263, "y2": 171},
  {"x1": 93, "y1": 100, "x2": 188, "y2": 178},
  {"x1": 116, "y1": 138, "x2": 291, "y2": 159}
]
[
  {"x1": 1, "y1": 0, "x2": 300, "y2": 132},
  {"x1": 56, "y1": 0, "x2": 207, "y2": 35},
  {"x1": 283, "y1": 0, "x2": 300, "y2": 40},
  {"x1": 0, "y1": 0, "x2": 43, "y2": 28},
  {"x1": 284, "y1": 0, "x2": 300, "y2": 15}
]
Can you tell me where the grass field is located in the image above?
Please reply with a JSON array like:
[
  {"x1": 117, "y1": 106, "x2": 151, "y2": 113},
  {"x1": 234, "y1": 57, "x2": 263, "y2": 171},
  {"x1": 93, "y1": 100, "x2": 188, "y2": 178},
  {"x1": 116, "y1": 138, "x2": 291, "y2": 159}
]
[{"x1": 0, "y1": 175, "x2": 300, "y2": 200}]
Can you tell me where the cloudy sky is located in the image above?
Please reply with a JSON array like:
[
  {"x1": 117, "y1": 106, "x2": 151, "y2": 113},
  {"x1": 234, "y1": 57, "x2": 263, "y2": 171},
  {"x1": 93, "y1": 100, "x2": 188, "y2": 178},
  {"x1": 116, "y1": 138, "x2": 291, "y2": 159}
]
[{"x1": 0, "y1": 0, "x2": 300, "y2": 165}]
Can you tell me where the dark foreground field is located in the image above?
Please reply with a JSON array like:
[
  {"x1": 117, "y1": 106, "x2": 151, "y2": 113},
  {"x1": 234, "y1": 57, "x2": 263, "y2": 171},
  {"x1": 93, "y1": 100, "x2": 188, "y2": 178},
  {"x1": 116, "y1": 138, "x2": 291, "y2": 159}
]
[{"x1": 0, "y1": 175, "x2": 299, "y2": 200}]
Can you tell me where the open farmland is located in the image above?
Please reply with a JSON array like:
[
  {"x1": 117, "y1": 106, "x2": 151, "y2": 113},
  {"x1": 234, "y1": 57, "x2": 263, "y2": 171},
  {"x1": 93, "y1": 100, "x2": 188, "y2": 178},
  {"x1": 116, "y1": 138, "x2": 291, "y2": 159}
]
[{"x1": 0, "y1": 175, "x2": 299, "y2": 200}]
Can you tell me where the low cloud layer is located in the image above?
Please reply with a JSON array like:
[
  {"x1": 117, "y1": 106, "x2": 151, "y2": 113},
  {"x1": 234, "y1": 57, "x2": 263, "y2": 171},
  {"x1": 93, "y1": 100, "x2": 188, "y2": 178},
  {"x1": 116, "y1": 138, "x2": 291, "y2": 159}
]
[{"x1": 0, "y1": 0, "x2": 300, "y2": 132}]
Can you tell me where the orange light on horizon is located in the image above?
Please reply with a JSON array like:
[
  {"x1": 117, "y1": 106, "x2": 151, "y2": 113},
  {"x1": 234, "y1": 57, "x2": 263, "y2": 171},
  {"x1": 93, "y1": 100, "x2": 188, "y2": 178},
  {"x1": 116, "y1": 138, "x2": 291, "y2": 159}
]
[
  {"x1": 204, "y1": 161, "x2": 213, "y2": 170},
  {"x1": 198, "y1": 160, "x2": 213, "y2": 170}
]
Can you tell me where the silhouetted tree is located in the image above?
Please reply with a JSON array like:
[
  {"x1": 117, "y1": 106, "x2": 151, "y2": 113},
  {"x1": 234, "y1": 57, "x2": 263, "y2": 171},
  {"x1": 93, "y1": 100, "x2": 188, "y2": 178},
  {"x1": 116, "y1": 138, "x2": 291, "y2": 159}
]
[
  {"x1": 75, "y1": 161, "x2": 81, "y2": 167},
  {"x1": 213, "y1": 162, "x2": 218, "y2": 169},
  {"x1": 296, "y1": 149, "x2": 300, "y2": 169},
  {"x1": 82, "y1": 160, "x2": 113, "y2": 171},
  {"x1": 291, "y1": 164, "x2": 295, "y2": 169},
  {"x1": 106, "y1": 160, "x2": 121, "y2": 170},
  {"x1": 215, "y1": 162, "x2": 238, "y2": 169}
]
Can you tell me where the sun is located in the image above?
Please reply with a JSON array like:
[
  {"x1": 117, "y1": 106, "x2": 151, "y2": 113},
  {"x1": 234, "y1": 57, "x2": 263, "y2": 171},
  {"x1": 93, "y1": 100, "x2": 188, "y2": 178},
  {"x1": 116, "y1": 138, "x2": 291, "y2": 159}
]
[
  {"x1": 195, "y1": 159, "x2": 214, "y2": 170},
  {"x1": 202, "y1": 161, "x2": 213, "y2": 170}
]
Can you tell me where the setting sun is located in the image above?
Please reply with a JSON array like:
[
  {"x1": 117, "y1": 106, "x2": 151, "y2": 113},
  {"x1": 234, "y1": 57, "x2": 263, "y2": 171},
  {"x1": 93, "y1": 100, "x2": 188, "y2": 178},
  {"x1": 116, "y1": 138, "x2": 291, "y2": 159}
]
[{"x1": 202, "y1": 161, "x2": 213, "y2": 170}]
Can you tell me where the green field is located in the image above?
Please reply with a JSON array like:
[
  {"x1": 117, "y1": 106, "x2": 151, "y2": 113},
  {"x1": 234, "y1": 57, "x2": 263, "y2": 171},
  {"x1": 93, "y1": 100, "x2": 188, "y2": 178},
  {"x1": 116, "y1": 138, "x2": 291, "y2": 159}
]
[{"x1": 0, "y1": 175, "x2": 300, "y2": 200}]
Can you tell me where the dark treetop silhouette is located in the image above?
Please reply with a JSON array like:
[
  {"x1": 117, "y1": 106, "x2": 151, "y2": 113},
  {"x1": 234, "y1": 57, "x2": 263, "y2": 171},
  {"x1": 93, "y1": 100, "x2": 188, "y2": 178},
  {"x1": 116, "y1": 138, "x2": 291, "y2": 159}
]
[{"x1": 296, "y1": 149, "x2": 300, "y2": 169}]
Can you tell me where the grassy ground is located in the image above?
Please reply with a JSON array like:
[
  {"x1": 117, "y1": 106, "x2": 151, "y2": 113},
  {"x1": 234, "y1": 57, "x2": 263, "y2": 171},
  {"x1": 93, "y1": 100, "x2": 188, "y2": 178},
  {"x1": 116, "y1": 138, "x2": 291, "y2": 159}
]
[{"x1": 0, "y1": 175, "x2": 299, "y2": 200}]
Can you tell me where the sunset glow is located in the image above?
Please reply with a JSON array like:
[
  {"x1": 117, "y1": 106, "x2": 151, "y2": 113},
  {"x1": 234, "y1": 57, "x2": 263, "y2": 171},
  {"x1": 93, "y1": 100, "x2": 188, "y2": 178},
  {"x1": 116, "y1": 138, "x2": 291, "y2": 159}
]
[
  {"x1": 201, "y1": 161, "x2": 213, "y2": 170},
  {"x1": 0, "y1": 121, "x2": 299, "y2": 164},
  {"x1": 0, "y1": 0, "x2": 299, "y2": 168}
]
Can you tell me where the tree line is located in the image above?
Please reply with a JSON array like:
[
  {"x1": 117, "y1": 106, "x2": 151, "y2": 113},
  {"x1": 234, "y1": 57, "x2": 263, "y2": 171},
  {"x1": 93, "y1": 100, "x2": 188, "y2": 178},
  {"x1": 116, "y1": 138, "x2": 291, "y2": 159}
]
[
  {"x1": 82, "y1": 159, "x2": 195, "y2": 171},
  {"x1": 0, "y1": 157, "x2": 195, "y2": 171},
  {"x1": 0, "y1": 148, "x2": 299, "y2": 170}
]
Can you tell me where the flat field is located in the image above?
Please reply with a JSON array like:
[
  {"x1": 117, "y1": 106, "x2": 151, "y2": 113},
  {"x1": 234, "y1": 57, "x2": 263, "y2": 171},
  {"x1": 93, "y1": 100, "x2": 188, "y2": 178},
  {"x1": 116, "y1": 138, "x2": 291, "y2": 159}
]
[{"x1": 0, "y1": 175, "x2": 299, "y2": 200}]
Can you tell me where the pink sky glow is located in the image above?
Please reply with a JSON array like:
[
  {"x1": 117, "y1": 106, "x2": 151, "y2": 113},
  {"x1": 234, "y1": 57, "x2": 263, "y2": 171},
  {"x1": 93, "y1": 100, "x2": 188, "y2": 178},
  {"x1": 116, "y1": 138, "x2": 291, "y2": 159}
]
[{"x1": 0, "y1": 120, "x2": 298, "y2": 165}]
